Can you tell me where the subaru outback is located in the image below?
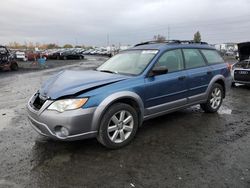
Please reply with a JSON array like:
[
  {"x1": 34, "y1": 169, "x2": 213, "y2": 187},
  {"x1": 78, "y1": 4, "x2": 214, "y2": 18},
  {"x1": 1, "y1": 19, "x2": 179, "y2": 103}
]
[{"x1": 27, "y1": 40, "x2": 232, "y2": 149}]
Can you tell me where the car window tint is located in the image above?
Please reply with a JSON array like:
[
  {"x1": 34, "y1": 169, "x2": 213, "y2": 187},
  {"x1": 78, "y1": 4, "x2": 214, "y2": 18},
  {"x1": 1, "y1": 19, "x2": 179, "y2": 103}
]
[
  {"x1": 183, "y1": 49, "x2": 206, "y2": 69},
  {"x1": 154, "y1": 49, "x2": 184, "y2": 73},
  {"x1": 201, "y1": 50, "x2": 224, "y2": 64}
]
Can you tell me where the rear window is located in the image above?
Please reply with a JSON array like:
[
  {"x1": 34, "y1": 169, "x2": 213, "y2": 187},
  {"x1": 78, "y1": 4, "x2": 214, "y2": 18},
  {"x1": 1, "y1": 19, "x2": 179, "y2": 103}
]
[{"x1": 201, "y1": 50, "x2": 224, "y2": 64}]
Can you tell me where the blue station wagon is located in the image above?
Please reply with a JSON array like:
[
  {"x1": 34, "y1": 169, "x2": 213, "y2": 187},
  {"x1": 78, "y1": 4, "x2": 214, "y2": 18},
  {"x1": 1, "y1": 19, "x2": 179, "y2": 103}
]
[{"x1": 27, "y1": 40, "x2": 232, "y2": 149}]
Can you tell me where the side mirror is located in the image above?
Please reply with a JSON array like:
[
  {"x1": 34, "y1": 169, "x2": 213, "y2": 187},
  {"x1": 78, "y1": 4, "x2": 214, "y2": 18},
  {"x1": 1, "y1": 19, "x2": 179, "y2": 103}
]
[{"x1": 149, "y1": 66, "x2": 168, "y2": 76}]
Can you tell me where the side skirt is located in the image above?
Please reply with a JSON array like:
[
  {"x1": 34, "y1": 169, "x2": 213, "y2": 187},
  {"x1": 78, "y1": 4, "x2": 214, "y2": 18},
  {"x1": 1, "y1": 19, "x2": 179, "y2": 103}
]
[{"x1": 144, "y1": 93, "x2": 207, "y2": 121}]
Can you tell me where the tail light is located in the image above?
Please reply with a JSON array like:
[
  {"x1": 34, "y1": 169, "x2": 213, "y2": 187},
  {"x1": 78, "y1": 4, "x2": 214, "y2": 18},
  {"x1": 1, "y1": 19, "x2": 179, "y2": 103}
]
[{"x1": 226, "y1": 63, "x2": 232, "y2": 71}]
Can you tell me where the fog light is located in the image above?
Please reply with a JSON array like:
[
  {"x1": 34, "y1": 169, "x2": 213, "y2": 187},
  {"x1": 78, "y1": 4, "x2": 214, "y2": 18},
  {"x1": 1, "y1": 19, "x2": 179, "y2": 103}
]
[{"x1": 55, "y1": 126, "x2": 69, "y2": 138}]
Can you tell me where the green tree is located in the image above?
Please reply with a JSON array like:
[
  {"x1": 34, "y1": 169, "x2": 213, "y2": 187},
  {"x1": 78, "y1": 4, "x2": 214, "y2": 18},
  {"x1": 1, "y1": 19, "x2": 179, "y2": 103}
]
[
  {"x1": 63, "y1": 44, "x2": 73, "y2": 48},
  {"x1": 193, "y1": 31, "x2": 201, "y2": 43}
]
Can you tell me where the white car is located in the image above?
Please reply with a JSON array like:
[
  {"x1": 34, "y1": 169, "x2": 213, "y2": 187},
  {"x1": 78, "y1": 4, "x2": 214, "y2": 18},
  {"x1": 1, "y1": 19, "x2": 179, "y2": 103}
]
[
  {"x1": 231, "y1": 59, "x2": 250, "y2": 86},
  {"x1": 15, "y1": 51, "x2": 27, "y2": 61}
]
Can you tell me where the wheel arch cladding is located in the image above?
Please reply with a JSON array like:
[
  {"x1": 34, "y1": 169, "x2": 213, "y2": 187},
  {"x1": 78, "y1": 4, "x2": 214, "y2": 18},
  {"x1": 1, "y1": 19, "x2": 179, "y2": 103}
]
[
  {"x1": 214, "y1": 79, "x2": 225, "y2": 98},
  {"x1": 206, "y1": 75, "x2": 226, "y2": 98},
  {"x1": 91, "y1": 91, "x2": 144, "y2": 131}
]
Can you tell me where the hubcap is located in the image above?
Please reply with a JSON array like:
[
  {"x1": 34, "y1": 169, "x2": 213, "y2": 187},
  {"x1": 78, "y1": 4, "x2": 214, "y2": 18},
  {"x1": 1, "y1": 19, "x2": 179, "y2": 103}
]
[
  {"x1": 107, "y1": 110, "x2": 134, "y2": 143},
  {"x1": 210, "y1": 87, "x2": 222, "y2": 109}
]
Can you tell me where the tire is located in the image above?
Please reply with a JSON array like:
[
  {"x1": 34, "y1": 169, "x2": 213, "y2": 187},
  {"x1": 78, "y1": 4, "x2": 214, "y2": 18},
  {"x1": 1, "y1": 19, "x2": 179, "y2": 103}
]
[
  {"x1": 231, "y1": 82, "x2": 235, "y2": 87},
  {"x1": 97, "y1": 103, "x2": 138, "y2": 149},
  {"x1": 10, "y1": 62, "x2": 18, "y2": 71},
  {"x1": 63, "y1": 56, "x2": 67, "y2": 60},
  {"x1": 200, "y1": 83, "x2": 223, "y2": 113}
]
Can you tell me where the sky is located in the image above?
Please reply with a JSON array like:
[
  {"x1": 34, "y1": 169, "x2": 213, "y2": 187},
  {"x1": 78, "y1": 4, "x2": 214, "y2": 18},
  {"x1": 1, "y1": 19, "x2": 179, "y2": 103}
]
[{"x1": 0, "y1": 0, "x2": 250, "y2": 46}]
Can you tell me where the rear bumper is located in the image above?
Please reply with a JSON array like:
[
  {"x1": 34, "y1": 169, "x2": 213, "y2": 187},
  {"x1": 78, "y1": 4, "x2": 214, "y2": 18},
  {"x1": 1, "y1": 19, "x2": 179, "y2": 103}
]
[{"x1": 27, "y1": 95, "x2": 98, "y2": 141}]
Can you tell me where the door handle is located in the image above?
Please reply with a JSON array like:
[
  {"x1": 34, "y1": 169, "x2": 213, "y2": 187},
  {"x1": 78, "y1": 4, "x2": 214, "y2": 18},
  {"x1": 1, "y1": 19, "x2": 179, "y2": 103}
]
[
  {"x1": 178, "y1": 76, "x2": 186, "y2": 80},
  {"x1": 207, "y1": 71, "x2": 212, "y2": 75}
]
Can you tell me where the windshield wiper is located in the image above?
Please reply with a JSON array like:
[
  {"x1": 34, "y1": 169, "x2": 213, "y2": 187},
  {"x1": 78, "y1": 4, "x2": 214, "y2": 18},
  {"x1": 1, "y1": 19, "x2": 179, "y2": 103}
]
[{"x1": 98, "y1": 69, "x2": 118, "y2": 74}]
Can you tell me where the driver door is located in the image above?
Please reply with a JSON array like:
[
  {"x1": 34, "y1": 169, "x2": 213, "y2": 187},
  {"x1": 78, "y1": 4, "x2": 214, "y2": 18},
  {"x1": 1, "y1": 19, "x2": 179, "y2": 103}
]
[{"x1": 144, "y1": 49, "x2": 188, "y2": 116}]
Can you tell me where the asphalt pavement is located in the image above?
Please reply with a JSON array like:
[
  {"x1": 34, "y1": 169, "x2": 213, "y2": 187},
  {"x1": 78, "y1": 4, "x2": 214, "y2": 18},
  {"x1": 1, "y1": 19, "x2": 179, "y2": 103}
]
[{"x1": 0, "y1": 58, "x2": 249, "y2": 188}]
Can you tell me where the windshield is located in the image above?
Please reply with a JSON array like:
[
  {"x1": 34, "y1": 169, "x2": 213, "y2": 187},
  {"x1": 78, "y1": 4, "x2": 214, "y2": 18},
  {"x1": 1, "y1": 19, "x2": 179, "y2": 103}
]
[{"x1": 97, "y1": 50, "x2": 158, "y2": 75}]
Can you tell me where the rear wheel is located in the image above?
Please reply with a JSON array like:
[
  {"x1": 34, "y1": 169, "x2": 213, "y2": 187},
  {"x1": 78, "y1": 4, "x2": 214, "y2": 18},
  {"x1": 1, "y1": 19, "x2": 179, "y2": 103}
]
[
  {"x1": 97, "y1": 103, "x2": 138, "y2": 149},
  {"x1": 200, "y1": 83, "x2": 223, "y2": 113},
  {"x1": 10, "y1": 62, "x2": 18, "y2": 71}
]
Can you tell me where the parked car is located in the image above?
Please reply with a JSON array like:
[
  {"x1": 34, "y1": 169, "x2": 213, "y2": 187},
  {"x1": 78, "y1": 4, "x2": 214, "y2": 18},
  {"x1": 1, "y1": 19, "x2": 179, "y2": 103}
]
[
  {"x1": 27, "y1": 40, "x2": 231, "y2": 149},
  {"x1": 0, "y1": 46, "x2": 18, "y2": 71},
  {"x1": 231, "y1": 59, "x2": 250, "y2": 86},
  {"x1": 60, "y1": 49, "x2": 84, "y2": 60},
  {"x1": 225, "y1": 50, "x2": 235, "y2": 56},
  {"x1": 15, "y1": 51, "x2": 27, "y2": 61},
  {"x1": 26, "y1": 51, "x2": 38, "y2": 61},
  {"x1": 47, "y1": 49, "x2": 64, "y2": 60}
]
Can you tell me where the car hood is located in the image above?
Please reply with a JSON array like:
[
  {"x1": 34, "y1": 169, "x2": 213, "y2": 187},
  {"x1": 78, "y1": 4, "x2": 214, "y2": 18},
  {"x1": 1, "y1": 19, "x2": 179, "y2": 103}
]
[
  {"x1": 39, "y1": 70, "x2": 130, "y2": 99},
  {"x1": 238, "y1": 42, "x2": 250, "y2": 61}
]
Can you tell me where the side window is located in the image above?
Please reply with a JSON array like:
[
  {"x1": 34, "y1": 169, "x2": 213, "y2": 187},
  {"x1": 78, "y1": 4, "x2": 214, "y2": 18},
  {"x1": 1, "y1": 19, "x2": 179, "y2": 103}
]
[
  {"x1": 154, "y1": 49, "x2": 184, "y2": 73},
  {"x1": 183, "y1": 49, "x2": 206, "y2": 69},
  {"x1": 201, "y1": 49, "x2": 224, "y2": 64}
]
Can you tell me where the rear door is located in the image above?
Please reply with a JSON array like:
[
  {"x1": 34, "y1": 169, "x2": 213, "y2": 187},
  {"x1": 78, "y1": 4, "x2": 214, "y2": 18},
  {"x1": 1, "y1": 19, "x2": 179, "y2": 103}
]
[{"x1": 182, "y1": 49, "x2": 213, "y2": 103}]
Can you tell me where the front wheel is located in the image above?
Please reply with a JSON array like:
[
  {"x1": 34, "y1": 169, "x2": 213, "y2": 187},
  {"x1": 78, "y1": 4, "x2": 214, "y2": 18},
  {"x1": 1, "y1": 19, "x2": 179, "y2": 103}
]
[
  {"x1": 10, "y1": 62, "x2": 18, "y2": 71},
  {"x1": 97, "y1": 103, "x2": 138, "y2": 149},
  {"x1": 200, "y1": 83, "x2": 223, "y2": 113}
]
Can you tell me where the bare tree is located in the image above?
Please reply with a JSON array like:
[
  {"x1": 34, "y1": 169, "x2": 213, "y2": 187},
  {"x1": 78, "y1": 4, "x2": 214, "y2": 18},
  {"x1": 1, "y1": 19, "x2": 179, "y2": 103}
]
[{"x1": 153, "y1": 34, "x2": 166, "y2": 42}]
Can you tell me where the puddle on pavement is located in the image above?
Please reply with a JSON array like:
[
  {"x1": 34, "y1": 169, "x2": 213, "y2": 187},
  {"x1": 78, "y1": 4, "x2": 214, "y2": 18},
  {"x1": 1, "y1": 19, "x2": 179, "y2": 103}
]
[{"x1": 218, "y1": 106, "x2": 232, "y2": 115}]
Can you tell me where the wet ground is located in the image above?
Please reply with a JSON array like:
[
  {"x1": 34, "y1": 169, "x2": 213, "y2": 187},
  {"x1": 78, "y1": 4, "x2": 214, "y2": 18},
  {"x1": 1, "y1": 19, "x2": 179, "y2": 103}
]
[{"x1": 0, "y1": 57, "x2": 249, "y2": 188}]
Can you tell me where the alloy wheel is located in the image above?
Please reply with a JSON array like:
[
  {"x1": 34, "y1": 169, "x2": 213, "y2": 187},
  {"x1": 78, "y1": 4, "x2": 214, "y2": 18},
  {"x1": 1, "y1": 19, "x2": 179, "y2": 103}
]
[
  {"x1": 107, "y1": 110, "x2": 134, "y2": 143},
  {"x1": 210, "y1": 87, "x2": 222, "y2": 109}
]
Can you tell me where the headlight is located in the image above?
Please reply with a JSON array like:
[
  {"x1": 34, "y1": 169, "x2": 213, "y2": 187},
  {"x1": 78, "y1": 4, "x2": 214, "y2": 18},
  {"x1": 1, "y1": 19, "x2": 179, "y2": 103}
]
[{"x1": 48, "y1": 98, "x2": 88, "y2": 112}]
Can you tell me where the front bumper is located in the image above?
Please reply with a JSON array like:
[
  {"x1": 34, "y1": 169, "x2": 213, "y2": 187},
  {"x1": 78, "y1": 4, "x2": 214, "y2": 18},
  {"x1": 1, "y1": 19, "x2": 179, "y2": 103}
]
[
  {"x1": 231, "y1": 69, "x2": 250, "y2": 85},
  {"x1": 27, "y1": 94, "x2": 97, "y2": 141}
]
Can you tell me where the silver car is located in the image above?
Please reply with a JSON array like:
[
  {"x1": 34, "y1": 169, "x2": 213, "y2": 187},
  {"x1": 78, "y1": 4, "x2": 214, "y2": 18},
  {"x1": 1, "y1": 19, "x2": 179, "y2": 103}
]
[{"x1": 231, "y1": 59, "x2": 250, "y2": 86}]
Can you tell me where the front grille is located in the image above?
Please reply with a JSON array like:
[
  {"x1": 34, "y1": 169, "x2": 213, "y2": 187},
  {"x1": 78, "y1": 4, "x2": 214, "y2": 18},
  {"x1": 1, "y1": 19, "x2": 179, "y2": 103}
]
[
  {"x1": 33, "y1": 95, "x2": 46, "y2": 110},
  {"x1": 234, "y1": 70, "x2": 250, "y2": 82}
]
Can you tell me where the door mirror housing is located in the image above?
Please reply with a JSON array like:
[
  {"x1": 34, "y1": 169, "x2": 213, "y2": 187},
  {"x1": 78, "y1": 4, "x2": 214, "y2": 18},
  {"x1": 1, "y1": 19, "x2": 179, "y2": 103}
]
[{"x1": 149, "y1": 66, "x2": 168, "y2": 77}]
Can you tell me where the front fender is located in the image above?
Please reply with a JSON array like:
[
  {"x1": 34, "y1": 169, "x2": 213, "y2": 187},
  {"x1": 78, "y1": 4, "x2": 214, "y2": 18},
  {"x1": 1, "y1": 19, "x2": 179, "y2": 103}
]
[{"x1": 91, "y1": 91, "x2": 144, "y2": 131}]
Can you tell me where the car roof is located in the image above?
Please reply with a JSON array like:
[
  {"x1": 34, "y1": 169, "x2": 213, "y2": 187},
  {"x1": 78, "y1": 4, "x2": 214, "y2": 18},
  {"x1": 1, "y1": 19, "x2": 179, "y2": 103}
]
[{"x1": 131, "y1": 41, "x2": 215, "y2": 51}]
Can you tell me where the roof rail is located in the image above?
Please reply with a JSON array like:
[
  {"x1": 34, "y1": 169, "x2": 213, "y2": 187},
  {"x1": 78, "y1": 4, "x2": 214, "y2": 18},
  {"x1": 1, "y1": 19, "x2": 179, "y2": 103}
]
[
  {"x1": 134, "y1": 40, "x2": 180, "y2": 47},
  {"x1": 177, "y1": 40, "x2": 208, "y2": 45},
  {"x1": 134, "y1": 40, "x2": 208, "y2": 47}
]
